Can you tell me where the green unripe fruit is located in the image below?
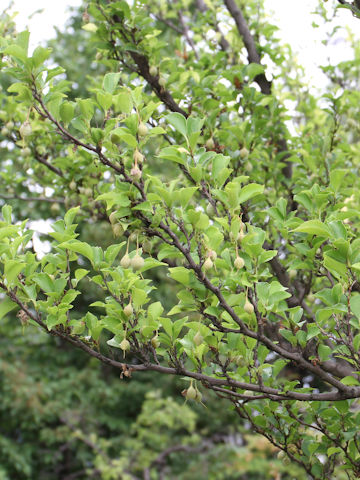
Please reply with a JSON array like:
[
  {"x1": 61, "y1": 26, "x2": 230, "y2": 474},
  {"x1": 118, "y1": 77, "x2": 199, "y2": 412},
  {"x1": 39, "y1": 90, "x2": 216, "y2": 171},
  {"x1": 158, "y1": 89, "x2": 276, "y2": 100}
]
[
  {"x1": 205, "y1": 138, "x2": 215, "y2": 150},
  {"x1": 287, "y1": 444, "x2": 297, "y2": 455},
  {"x1": 6, "y1": 121, "x2": 14, "y2": 129},
  {"x1": 82, "y1": 11, "x2": 90, "y2": 23},
  {"x1": 112, "y1": 223, "x2": 123, "y2": 237},
  {"x1": 203, "y1": 257, "x2": 213, "y2": 271},
  {"x1": 277, "y1": 451, "x2": 286, "y2": 460},
  {"x1": 234, "y1": 256, "x2": 245, "y2": 269},
  {"x1": 194, "y1": 389, "x2": 202, "y2": 403},
  {"x1": 21, "y1": 147, "x2": 31, "y2": 157},
  {"x1": 233, "y1": 355, "x2": 245, "y2": 366},
  {"x1": 282, "y1": 456, "x2": 291, "y2": 466},
  {"x1": 131, "y1": 253, "x2": 144, "y2": 270},
  {"x1": 137, "y1": 122, "x2": 148, "y2": 137},
  {"x1": 158, "y1": 76, "x2": 166, "y2": 87},
  {"x1": 69, "y1": 180, "x2": 77, "y2": 191},
  {"x1": 120, "y1": 338, "x2": 130, "y2": 355},
  {"x1": 149, "y1": 66, "x2": 158, "y2": 76},
  {"x1": 50, "y1": 202, "x2": 61, "y2": 213},
  {"x1": 193, "y1": 331, "x2": 204, "y2": 346},
  {"x1": 133, "y1": 149, "x2": 144, "y2": 164},
  {"x1": 142, "y1": 238, "x2": 152, "y2": 253},
  {"x1": 207, "y1": 249, "x2": 217, "y2": 260},
  {"x1": 244, "y1": 161, "x2": 253, "y2": 172},
  {"x1": 288, "y1": 269, "x2": 297, "y2": 280},
  {"x1": 237, "y1": 229, "x2": 246, "y2": 242},
  {"x1": 151, "y1": 334, "x2": 160, "y2": 348},
  {"x1": 36, "y1": 145, "x2": 46, "y2": 155},
  {"x1": 240, "y1": 146, "x2": 249, "y2": 159},
  {"x1": 84, "y1": 188, "x2": 92, "y2": 197},
  {"x1": 185, "y1": 384, "x2": 197, "y2": 400},
  {"x1": 130, "y1": 165, "x2": 142, "y2": 181},
  {"x1": 120, "y1": 253, "x2": 131, "y2": 269},
  {"x1": 244, "y1": 298, "x2": 254, "y2": 314},
  {"x1": 1, "y1": 127, "x2": 9, "y2": 136},
  {"x1": 19, "y1": 121, "x2": 32, "y2": 138},
  {"x1": 110, "y1": 132, "x2": 121, "y2": 144},
  {"x1": 206, "y1": 203, "x2": 215, "y2": 216},
  {"x1": 124, "y1": 303, "x2": 133, "y2": 317},
  {"x1": 109, "y1": 212, "x2": 117, "y2": 225}
]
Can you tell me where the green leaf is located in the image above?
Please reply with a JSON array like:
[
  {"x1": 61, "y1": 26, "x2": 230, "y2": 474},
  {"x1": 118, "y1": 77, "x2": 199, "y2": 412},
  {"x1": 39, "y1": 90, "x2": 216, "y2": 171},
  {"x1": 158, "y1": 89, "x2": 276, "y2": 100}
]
[
  {"x1": 318, "y1": 344, "x2": 332, "y2": 362},
  {"x1": 4, "y1": 260, "x2": 26, "y2": 284},
  {"x1": 31, "y1": 46, "x2": 52, "y2": 68},
  {"x1": 238, "y1": 183, "x2": 264, "y2": 203},
  {"x1": 0, "y1": 297, "x2": 17, "y2": 320},
  {"x1": 1, "y1": 205, "x2": 12, "y2": 224},
  {"x1": 115, "y1": 91, "x2": 133, "y2": 113},
  {"x1": 293, "y1": 220, "x2": 331, "y2": 238},
  {"x1": 350, "y1": 295, "x2": 360, "y2": 320},
  {"x1": 64, "y1": 206, "x2": 80, "y2": 227},
  {"x1": 166, "y1": 113, "x2": 187, "y2": 138},
  {"x1": 103, "y1": 73, "x2": 121, "y2": 94},
  {"x1": 341, "y1": 376, "x2": 360, "y2": 386},
  {"x1": 4, "y1": 44, "x2": 28, "y2": 63},
  {"x1": 60, "y1": 102, "x2": 75, "y2": 125},
  {"x1": 58, "y1": 240, "x2": 94, "y2": 263}
]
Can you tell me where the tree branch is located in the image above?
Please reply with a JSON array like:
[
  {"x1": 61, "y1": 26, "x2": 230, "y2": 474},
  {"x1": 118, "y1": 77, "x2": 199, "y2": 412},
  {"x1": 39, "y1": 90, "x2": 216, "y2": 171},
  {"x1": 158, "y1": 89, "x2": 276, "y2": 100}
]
[{"x1": 223, "y1": 0, "x2": 271, "y2": 94}]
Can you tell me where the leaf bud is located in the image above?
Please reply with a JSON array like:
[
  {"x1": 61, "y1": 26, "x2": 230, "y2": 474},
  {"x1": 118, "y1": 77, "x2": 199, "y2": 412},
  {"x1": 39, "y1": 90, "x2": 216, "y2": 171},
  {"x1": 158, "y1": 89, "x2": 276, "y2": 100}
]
[{"x1": 131, "y1": 253, "x2": 144, "y2": 271}]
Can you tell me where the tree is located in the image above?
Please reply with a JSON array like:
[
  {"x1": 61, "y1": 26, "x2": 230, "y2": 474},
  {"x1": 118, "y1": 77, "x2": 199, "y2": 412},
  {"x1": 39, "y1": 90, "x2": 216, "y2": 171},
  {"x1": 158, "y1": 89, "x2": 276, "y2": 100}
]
[{"x1": 1, "y1": 0, "x2": 360, "y2": 478}]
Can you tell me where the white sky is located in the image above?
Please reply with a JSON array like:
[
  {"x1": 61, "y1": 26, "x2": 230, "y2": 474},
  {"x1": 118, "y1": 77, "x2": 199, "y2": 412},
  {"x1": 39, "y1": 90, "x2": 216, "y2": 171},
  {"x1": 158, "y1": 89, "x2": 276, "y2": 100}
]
[{"x1": 8, "y1": 0, "x2": 359, "y2": 90}]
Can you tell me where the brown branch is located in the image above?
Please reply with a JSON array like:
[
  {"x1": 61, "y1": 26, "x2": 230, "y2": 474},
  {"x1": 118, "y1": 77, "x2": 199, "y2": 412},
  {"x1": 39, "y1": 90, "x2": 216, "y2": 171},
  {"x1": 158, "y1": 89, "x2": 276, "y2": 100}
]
[
  {"x1": 2, "y1": 281, "x2": 358, "y2": 402},
  {"x1": 223, "y1": 0, "x2": 271, "y2": 94}
]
